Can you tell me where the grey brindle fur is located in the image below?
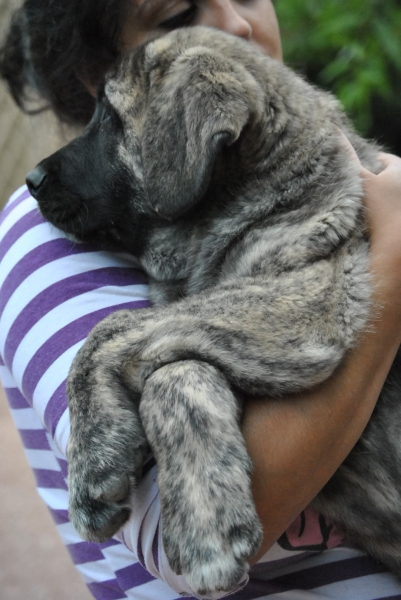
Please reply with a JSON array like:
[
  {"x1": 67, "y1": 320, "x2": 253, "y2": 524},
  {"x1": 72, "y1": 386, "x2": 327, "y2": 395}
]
[{"x1": 27, "y1": 27, "x2": 401, "y2": 596}]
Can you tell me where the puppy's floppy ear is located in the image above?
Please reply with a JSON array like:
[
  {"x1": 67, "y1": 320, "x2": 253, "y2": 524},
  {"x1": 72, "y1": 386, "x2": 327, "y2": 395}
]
[{"x1": 141, "y1": 51, "x2": 255, "y2": 220}]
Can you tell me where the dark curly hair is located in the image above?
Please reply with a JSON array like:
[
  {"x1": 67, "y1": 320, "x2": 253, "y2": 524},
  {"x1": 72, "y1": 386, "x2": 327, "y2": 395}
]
[{"x1": 0, "y1": 0, "x2": 130, "y2": 126}]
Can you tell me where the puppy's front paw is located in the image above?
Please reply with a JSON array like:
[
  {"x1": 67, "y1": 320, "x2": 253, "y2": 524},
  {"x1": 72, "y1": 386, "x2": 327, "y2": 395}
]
[
  {"x1": 66, "y1": 326, "x2": 149, "y2": 542},
  {"x1": 163, "y1": 505, "x2": 262, "y2": 596},
  {"x1": 68, "y1": 438, "x2": 147, "y2": 542},
  {"x1": 140, "y1": 361, "x2": 262, "y2": 595}
]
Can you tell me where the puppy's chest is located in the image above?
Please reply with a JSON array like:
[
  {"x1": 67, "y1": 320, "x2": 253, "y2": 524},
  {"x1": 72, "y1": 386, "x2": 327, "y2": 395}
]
[
  {"x1": 141, "y1": 204, "x2": 369, "y2": 323},
  {"x1": 141, "y1": 216, "x2": 317, "y2": 301},
  {"x1": 139, "y1": 224, "x2": 202, "y2": 291}
]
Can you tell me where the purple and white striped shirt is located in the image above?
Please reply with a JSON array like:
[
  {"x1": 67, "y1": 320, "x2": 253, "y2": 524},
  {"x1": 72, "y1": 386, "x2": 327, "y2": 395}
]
[{"x1": 1, "y1": 186, "x2": 400, "y2": 600}]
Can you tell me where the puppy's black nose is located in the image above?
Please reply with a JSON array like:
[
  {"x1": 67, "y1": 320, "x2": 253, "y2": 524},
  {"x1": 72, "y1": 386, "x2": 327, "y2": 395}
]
[{"x1": 26, "y1": 166, "x2": 48, "y2": 198}]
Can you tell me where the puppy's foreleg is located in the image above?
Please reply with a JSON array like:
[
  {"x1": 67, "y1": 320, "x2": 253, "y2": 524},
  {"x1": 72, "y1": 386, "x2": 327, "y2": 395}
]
[
  {"x1": 139, "y1": 360, "x2": 262, "y2": 597},
  {"x1": 67, "y1": 309, "x2": 152, "y2": 542}
]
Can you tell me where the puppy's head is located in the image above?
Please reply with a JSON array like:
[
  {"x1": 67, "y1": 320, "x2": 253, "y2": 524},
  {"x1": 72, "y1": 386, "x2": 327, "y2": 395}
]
[{"x1": 26, "y1": 27, "x2": 265, "y2": 253}]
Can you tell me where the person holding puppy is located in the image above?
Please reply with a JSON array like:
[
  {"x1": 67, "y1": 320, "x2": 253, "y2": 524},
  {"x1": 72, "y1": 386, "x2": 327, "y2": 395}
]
[{"x1": 1, "y1": 1, "x2": 401, "y2": 598}]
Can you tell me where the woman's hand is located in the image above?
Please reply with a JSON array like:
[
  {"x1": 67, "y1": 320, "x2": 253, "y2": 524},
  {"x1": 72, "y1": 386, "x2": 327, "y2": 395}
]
[
  {"x1": 363, "y1": 151, "x2": 401, "y2": 301},
  {"x1": 341, "y1": 132, "x2": 401, "y2": 294},
  {"x1": 242, "y1": 146, "x2": 401, "y2": 563}
]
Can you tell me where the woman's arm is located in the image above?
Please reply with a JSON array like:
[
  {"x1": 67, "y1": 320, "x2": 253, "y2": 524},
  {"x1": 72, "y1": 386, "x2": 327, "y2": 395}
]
[{"x1": 244, "y1": 150, "x2": 401, "y2": 562}]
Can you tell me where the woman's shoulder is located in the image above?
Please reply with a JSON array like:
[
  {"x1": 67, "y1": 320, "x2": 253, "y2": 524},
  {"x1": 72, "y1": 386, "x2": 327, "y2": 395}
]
[
  {"x1": 0, "y1": 185, "x2": 146, "y2": 272},
  {"x1": 0, "y1": 186, "x2": 149, "y2": 351},
  {"x1": 0, "y1": 185, "x2": 149, "y2": 301}
]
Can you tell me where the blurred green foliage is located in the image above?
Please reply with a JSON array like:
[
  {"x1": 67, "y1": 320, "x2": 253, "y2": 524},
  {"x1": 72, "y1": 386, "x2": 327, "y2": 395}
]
[{"x1": 275, "y1": 0, "x2": 401, "y2": 154}]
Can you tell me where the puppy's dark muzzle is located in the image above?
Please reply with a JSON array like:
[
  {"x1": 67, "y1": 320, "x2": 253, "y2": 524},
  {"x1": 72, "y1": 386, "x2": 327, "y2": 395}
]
[
  {"x1": 25, "y1": 159, "x2": 83, "y2": 231},
  {"x1": 26, "y1": 165, "x2": 48, "y2": 200}
]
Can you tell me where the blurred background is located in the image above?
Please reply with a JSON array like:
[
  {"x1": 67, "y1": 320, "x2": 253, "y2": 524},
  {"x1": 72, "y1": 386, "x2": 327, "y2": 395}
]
[
  {"x1": 275, "y1": 0, "x2": 401, "y2": 155},
  {"x1": 0, "y1": 0, "x2": 63, "y2": 210},
  {"x1": 0, "y1": 0, "x2": 400, "y2": 598}
]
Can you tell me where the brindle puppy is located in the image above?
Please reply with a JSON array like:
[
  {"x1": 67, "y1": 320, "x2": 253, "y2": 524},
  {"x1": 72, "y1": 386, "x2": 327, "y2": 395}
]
[{"x1": 26, "y1": 27, "x2": 401, "y2": 596}]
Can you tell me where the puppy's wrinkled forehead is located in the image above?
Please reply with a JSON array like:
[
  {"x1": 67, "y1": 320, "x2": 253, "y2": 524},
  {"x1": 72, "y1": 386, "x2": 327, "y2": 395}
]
[
  {"x1": 103, "y1": 27, "x2": 240, "y2": 119},
  {"x1": 103, "y1": 35, "x2": 180, "y2": 115},
  {"x1": 104, "y1": 47, "x2": 147, "y2": 120}
]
